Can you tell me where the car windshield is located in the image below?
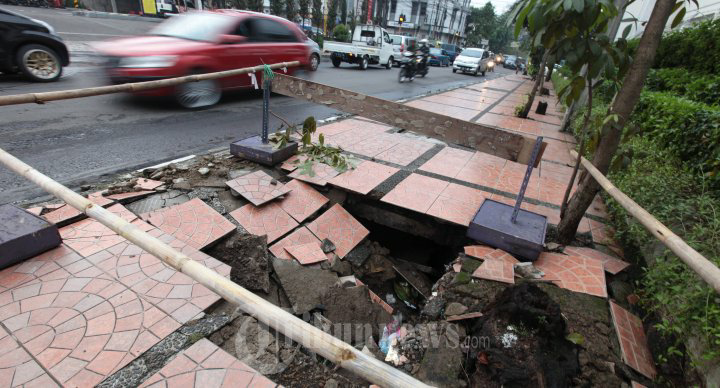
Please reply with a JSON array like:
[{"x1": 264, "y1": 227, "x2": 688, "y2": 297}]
[
  {"x1": 506, "y1": 55, "x2": 517, "y2": 61},
  {"x1": 430, "y1": 48, "x2": 442, "y2": 55},
  {"x1": 461, "y1": 49, "x2": 484, "y2": 58},
  {"x1": 151, "y1": 13, "x2": 236, "y2": 42},
  {"x1": 389, "y1": 35, "x2": 402, "y2": 44}
]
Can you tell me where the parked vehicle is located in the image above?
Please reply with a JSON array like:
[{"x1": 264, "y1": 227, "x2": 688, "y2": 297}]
[
  {"x1": 156, "y1": 0, "x2": 179, "y2": 17},
  {"x1": 388, "y1": 34, "x2": 416, "y2": 67},
  {"x1": 0, "y1": 8, "x2": 69, "y2": 82},
  {"x1": 398, "y1": 50, "x2": 427, "y2": 83},
  {"x1": 306, "y1": 38, "x2": 320, "y2": 71},
  {"x1": 324, "y1": 25, "x2": 394, "y2": 69},
  {"x1": 503, "y1": 54, "x2": 517, "y2": 69},
  {"x1": 95, "y1": 10, "x2": 311, "y2": 108},
  {"x1": 452, "y1": 47, "x2": 492, "y2": 76},
  {"x1": 440, "y1": 43, "x2": 462, "y2": 63},
  {"x1": 428, "y1": 48, "x2": 450, "y2": 66}
]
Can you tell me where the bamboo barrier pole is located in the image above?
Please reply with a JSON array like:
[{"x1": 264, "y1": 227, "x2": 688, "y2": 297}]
[
  {"x1": 570, "y1": 150, "x2": 720, "y2": 294},
  {"x1": 0, "y1": 61, "x2": 300, "y2": 106},
  {"x1": 0, "y1": 147, "x2": 432, "y2": 388}
]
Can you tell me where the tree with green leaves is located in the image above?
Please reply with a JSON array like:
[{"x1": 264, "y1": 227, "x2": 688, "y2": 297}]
[
  {"x1": 246, "y1": 0, "x2": 263, "y2": 12},
  {"x1": 286, "y1": 0, "x2": 297, "y2": 21},
  {"x1": 340, "y1": 0, "x2": 347, "y2": 24},
  {"x1": 327, "y1": 0, "x2": 338, "y2": 33},
  {"x1": 270, "y1": 0, "x2": 284, "y2": 15},
  {"x1": 299, "y1": 0, "x2": 310, "y2": 26},
  {"x1": 312, "y1": 0, "x2": 323, "y2": 28}
]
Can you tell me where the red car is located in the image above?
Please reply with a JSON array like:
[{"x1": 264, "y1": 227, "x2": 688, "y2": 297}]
[{"x1": 94, "y1": 11, "x2": 311, "y2": 108}]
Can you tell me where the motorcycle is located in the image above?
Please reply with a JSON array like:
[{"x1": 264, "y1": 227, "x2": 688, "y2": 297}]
[{"x1": 398, "y1": 51, "x2": 428, "y2": 83}]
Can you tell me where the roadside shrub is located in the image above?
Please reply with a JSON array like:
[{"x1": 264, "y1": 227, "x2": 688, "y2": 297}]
[
  {"x1": 631, "y1": 91, "x2": 720, "y2": 186},
  {"x1": 332, "y1": 24, "x2": 350, "y2": 42},
  {"x1": 550, "y1": 70, "x2": 570, "y2": 106},
  {"x1": 316, "y1": 34, "x2": 324, "y2": 49},
  {"x1": 654, "y1": 18, "x2": 720, "y2": 75},
  {"x1": 606, "y1": 137, "x2": 720, "y2": 364},
  {"x1": 645, "y1": 68, "x2": 720, "y2": 107}
]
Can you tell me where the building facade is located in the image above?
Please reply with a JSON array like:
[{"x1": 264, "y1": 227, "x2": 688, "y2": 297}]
[
  {"x1": 618, "y1": 0, "x2": 720, "y2": 39},
  {"x1": 381, "y1": 0, "x2": 470, "y2": 44}
]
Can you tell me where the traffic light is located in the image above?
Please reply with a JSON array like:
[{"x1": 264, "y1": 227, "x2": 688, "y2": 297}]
[{"x1": 399, "y1": 14, "x2": 405, "y2": 24}]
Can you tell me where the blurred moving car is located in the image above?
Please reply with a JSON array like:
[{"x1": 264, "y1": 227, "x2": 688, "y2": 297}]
[
  {"x1": 0, "y1": 8, "x2": 69, "y2": 82},
  {"x1": 440, "y1": 43, "x2": 461, "y2": 63},
  {"x1": 306, "y1": 37, "x2": 321, "y2": 71},
  {"x1": 388, "y1": 34, "x2": 416, "y2": 67},
  {"x1": 428, "y1": 47, "x2": 450, "y2": 67},
  {"x1": 95, "y1": 11, "x2": 311, "y2": 108},
  {"x1": 452, "y1": 47, "x2": 491, "y2": 76},
  {"x1": 503, "y1": 55, "x2": 517, "y2": 69}
]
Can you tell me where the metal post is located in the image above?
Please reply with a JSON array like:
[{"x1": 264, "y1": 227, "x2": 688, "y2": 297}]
[
  {"x1": 511, "y1": 136, "x2": 544, "y2": 223},
  {"x1": 262, "y1": 78, "x2": 270, "y2": 144}
]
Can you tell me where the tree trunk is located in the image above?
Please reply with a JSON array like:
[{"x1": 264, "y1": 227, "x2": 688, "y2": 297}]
[
  {"x1": 556, "y1": 0, "x2": 677, "y2": 244},
  {"x1": 544, "y1": 60, "x2": 555, "y2": 82},
  {"x1": 518, "y1": 52, "x2": 548, "y2": 118}
]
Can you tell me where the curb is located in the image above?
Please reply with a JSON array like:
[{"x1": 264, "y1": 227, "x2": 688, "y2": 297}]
[{"x1": 71, "y1": 10, "x2": 163, "y2": 22}]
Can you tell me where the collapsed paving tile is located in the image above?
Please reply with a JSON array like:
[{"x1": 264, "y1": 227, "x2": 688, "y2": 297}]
[
  {"x1": 426, "y1": 183, "x2": 490, "y2": 225},
  {"x1": 134, "y1": 178, "x2": 165, "y2": 191},
  {"x1": 374, "y1": 137, "x2": 435, "y2": 166},
  {"x1": 59, "y1": 204, "x2": 140, "y2": 258},
  {"x1": 87, "y1": 191, "x2": 115, "y2": 207},
  {"x1": 588, "y1": 219, "x2": 615, "y2": 246},
  {"x1": 272, "y1": 257, "x2": 338, "y2": 314},
  {"x1": 139, "y1": 338, "x2": 278, "y2": 388},
  {"x1": 306, "y1": 204, "x2": 369, "y2": 258},
  {"x1": 285, "y1": 242, "x2": 327, "y2": 265},
  {"x1": 288, "y1": 162, "x2": 340, "y2": 186},
  {"x1": 471, "y1": 249, "x2": 518, "y2": 284},
  {"x1": 328, "y1": 161, "x2": 398, "y2": 195},
  {"x1": 268, "y1": 227, "x2": 321, "y2": 260},
  {"x1": 229, "y1": 203, "x2": 298, "y2": 243},
  {"x1": 534, "y1": 252, "x2": 608, "y2": 298},
  {"x1": 609, "y1": 301, "x2": 657, "y2": 379},
  {"x1": 42, "y1": 204, "x2": 83, "y2": 226},
  {"x1": 86, "y1": 240, "x2": 229, "y2": 324},
  {"x1": 225, "y1": 170, "x2": 291, "y2": 206},
  {"x1": 141, "y1": 198, "x2": 235, "y2": 250},
  {"x1": 0, "y1": 325, "x2": 59, "y2": 387},
  {"x1": 381, "y1": 173, "x2": 449, "y2": 214},
  {"x1": 563, "y1": 246, "x2": 630, "y2": 275},
  {"x1": 278, "y1": 179, "x2": 329, "y2": 222},
  {"x1": 126, "y1": 190, "x2": 190, "y2": 215},
  {"x1": 0, "y1": 269, "x2": 181, "y2": 387},
  {"x1": 418, "y1": 147, "x2": 474, "y2": 179},
  {"x1": 106, "y1": 190, "x2": 155, "y2": 202},
  {"x1": 354, "y1": 278, "x2": 394, "y2": 314},
  {"x1": 445, "y1": 312, "x2": 484, "y2": 322},
  {"x1": 464, "y1": 245, "x2": 495, "y2": 259}
]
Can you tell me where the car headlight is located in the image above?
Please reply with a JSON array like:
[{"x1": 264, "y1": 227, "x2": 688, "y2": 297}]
[
  {"x1": 488, "y1": 61, "x2": 495, "y2": 67},
  {"x1": 118, "y1": 55, "x2": 178, "y2": 68}
]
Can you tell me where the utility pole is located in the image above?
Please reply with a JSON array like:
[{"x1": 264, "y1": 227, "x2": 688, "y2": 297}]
[{"x1": 195, "y1": 0, "x2": 203, "y2": 10}]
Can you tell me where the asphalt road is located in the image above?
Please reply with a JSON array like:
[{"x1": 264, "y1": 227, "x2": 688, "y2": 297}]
[{"x1": 0, "y1": 6, "x2": 512, "y2": 204}]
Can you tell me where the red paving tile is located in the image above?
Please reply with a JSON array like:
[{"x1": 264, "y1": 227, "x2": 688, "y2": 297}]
[
  {"x1": 471, "y1": 249, "x2": 518, "y2": 284},
  {"x1": 464, "y1": 245, "x2": 495, "y2": 259},
  {"x1": 285, "y1": 242, "x2": 328, "y2": 265},
  {"x1": 60, "y1": 204, "x2": 140, "y2": 258},
  {"x1": 229, "y1": 203, "x2": 298, "y2": 243},
  {"x1": 0, "y1": 325, "x2": 59, "y2": 387},
  {"x1": 354, "y1": 278, "x2": 393, "y2": 315},
  {"x1": 86, "y1": 240, "x2": 229, "y2": 324},
  {"x1": 280, "y1": 154, "x2": 308, "y2": 172},
  {"x1": 106, "y1": 190, "x2": 155, "y2": 202},
  {"x1": 381, "y1": 174, "x2": 449, "y2": 214},
  {"x1": 329, "y1": 161, "x2": 398, "y2": 195},
  {"x1": 141, "y1": 198, "x2": 235, "y2": 250},
  {"x1": 563, "y1": 246, "x2": 630, "y2": 275},
  {"x1": 588, "y1": 219, "x2": 615, "y2": 245},
  {"x1": 306, "y1": 204, "x2": 369, "y2": 258},
  {"x1": 288, "y1": 162, "x2": 340, "y2": 186},
  {"x1": 278, "y1": 179, "x2": 329, "y2": 222},
  {"x1": 139, "y1": 339, "x2": 278, "y2": 388},
  {"x1": 426, "y1": 183, "x2": 490, "y2": 225},
  {"x1": 422, "y1": 94, "x2": 492, "y2": 111},
  {"x1": 405, "y1": 100, "x2": 480, "y2": 121},
  {"x1": 534, "y1": 252, "x2": 607, "y2": 298},
  {"x1": 345, "y1": 133, "x2": 399, "y2": 158},
  {"x1": 374, "y1": 137, "x2": 435, "y2": 166},
  {"x1": 268, "y1": 227, "x2": 322, "y2": 260},
  {"x1": 609, "y1": 301, "x2": 657, "y2": 379},
  {"x1": 225, "y1": 170, "x2": 291, "y2": 206},
  {"x1": 0, "y1": 245, "x2": 81, "y2": 294},
  {"x1": 631, "y1": 381, "x2": 648, "y2": 388},
  {"x1": 88, "y1": 191, "x2": 115, "y2": 207},
  {"x1": 134, "y1": 178, "x2": 165, "y2": 191},
  {"x1": 0, "y1": 269, "x2": 181, "y2": 387},
  {"x1": 418, "y1": 147, "x2": 474, "y2": 178},
  {"x1": 42, "y1": 204, "x2": 83, "y2": 225}
]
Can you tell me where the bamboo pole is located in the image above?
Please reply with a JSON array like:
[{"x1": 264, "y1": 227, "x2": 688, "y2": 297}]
[
  {"x1": 0, "y1": 147, "x2": 432, "y2": 388},
  {"x1": 570, "y1": 150, "x2": 720, "y2": 294},
  {"x1": 0, "y1": 62, "x2": 300, "y2": 106}
]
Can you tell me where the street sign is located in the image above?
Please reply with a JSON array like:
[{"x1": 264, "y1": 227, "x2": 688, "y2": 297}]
[
  {"x1": 481, "y1": 39, "x2": 489, "y2": 45},
  {"x1": 387, "y1": 20, "x2": 415, "y2": 28},
  {"x1": 511, "y1": 41, "x2": 520, "y2": 48}
]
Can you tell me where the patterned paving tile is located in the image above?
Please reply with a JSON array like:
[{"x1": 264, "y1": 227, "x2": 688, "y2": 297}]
[
  {"x1": 563, "y1": 246, "x2": 630, "y2": 275},
  {"x1": 0, "y1": 244, "x2": 81, "y2": 294},
  {"x1": 345, "y1": 133, "x2": 400, "y2": 158},
  {"x1": 426, "y1": 183, "x2": 490, "y2": 225},
  {"x1": 609, "y1": 301, "x2": 657, "y2": 379},
  {"x1": 306, "y1": 204, "x2": 369, "y2": 258},
  {"x1": 0, "y1": 269, "x2": 181, "y2": 387},
  {"x1": 464, "y1": 245, "x2": 495, "y2": 259},
  {"x1": 285, "y1": 242, "x2": 328, "y2": 265},
  {"x1": 288, "y1": 162, "x2": 340, "y2": 186},
  {"x1": 280, "y1": 155, "x2": 307, "y2": 172},
  {"x1": 277, "y1": 179, "x2": 329, "y2": 223},
  {"x1": 87, "y1": 191, "x2": 115, "y2": 207},
  {"x1": 141, "y1": 198, "x2": 235, "y2": 250},
  {"x1": 225, "y1": 170, "x2": 291, "y2": 206},
  {"x1": 329, "y1": 161, "x2": 399, "y2": 195},
  {"x1": 588, "y1": 219, "x2": 615, "y2": 246},
  {"x1": 471, "y1": 249, "x2": 518, "y2": 284},
  {"x1": 534, "y1": 252, "x2": 607, "y2": 298},
  {"x1": 418, "y1": 147, "x2": 475, "y2": 179},
  {"x1": 228, "y1": 203, "x2": 298, "y2": 243},
  {"x1": 60, "y1": 204, "x2": 140, "y2": 258},
  {"x1": 0, "y1": 325, "x2": 59, "y2": 387},
  {"x1": 455, "y1": 152, "x2": 506, "y2": 188},
  {"x1": 381, "y1": 174, "x2": 449, "y2": 214},
  {"x1": 42, "y1": 205, "x2": 83, "y2": 226},
  {"x1": 139, "y1": 339, "x2": 278, "y2": 388},
  {"x1": 374, "y1": 137, "x2": 435, "y2": 166},
  {"x1": 134, "y1": 178, "x2": 165, "y2": 191},
  {"x1": 86, "y1": 240, "x2": 229, "y2": 324},
  {"x1": 268, "y1": 227, "x2": 322, "y2": 260}
]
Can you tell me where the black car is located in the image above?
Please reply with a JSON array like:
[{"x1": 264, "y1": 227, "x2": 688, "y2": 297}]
[{"x1": 0, "y1": 8, "x2": 69, "y2": 82}]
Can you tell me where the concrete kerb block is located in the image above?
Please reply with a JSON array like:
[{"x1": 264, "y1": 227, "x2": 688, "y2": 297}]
[{"x1": 0, "y1": 204, "x2": 61, "y2": 270}]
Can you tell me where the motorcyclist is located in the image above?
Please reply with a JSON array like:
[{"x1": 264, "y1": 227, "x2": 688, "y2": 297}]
[{"x1": 417, "y1": 39, "x2": 430, "y2": 71}]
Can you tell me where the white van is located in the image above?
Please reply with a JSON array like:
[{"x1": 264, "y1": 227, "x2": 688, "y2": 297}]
[
  {"x1": 452, "y1": 47, "x2": 492, "y2": 76},
  {"x1": 388, "y1": 34, "x2": 416, "y2": 66}
]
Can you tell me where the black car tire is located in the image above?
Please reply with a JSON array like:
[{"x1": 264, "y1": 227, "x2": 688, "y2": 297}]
[
  {"x1": 386, "y1": 57, "x2": 393, "y2": 69},
  {"x1": 175, "y1": 69, "x2": 221, "y2": 109},
  {"x1": 359, "y1": 56, "x2": 368, "y2": 70},
  {"x1": 482, "y1": 70, "x2": 486, "y2": 76},
  {"x1": 310, "y1": 53, "x2": 320, "y2": 71},
  {"x1": 332, "y1": 57, "x2": 341, "y2": 67},
  {"x1": 452, "y1": 68, "x2": 456, "y2": 73},
  {"x1": 16, "y1": 44, "x2": 63, "y2": 82}
]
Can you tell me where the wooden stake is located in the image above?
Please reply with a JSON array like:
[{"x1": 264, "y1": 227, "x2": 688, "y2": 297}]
[
  {"x1": 570, "y1": 150, "x2": 720, "y2": 294},
  {"x1": 0, "y1": 147, "x2": 432, "y2": 388}
]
